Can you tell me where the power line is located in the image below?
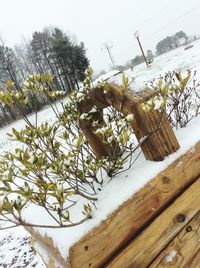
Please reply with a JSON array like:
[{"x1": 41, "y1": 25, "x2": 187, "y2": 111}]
[
  {"x1": 113, "y1": 2, "x2": 200, "y2": 59},
  {"x1": 109, "y1": 0, "x2": 177, "y2": 48},
  {"x1": 90, "y1": 1, "x2": 200, "y2": 70},
  {"x1": 134, "y1": 0, "x2": 176, "y2": 31},
  {"x1": 144, "y1": 2, "x2": 200, "y2": 40}
]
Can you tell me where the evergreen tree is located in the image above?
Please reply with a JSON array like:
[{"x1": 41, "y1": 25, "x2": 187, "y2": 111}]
[
  {"x1": 173, "y1": 31, "x2": 188, "y2": 47},
  {"x1": 0, "y1": 27, "x2": 89, "y2": 127},
  {"x1": 29, "y1": 27, "x2": 89, "y2": 92}
]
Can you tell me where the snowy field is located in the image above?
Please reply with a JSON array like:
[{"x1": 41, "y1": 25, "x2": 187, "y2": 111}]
[
  {"x1": 0, "y1": 39, "x2": 200, "y2": 266},
  {"x1": 0, "y1": 106, "x2": 57, "y2": 267}
]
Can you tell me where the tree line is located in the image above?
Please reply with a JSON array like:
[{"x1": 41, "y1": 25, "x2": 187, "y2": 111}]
[
  {"x1": 156, "y1": 31, "x2": 188, "y2": 55},
  {"x1": 0, "y1": 27, "x2": 89, "y2": 127}
]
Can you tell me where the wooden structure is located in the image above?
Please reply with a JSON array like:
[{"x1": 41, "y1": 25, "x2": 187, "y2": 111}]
[
  {"x1": 27, "y1": 140, "x2": 200, "y2": 267},
  {"x1": 26, "y1": 83, "x2": 199, "y2": 267},
  {"x1": 78, "y1": 83, "x2": 179, "y2": 161}
]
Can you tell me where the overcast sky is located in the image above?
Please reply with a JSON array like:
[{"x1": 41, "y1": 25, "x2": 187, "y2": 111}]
[{"x1": 0, "y1": 0, "x2": 199, "y2": 73}]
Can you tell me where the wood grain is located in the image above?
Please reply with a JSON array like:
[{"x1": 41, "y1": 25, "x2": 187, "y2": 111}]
[
  {"x1": 187, "y1": 249, "x2": 200, "y2": 268},
  {"x1": 148, "y1": 211, "x2": 200, "y2": 268},
  {"x1": 68, "y1": 141, "x2": 200, "y2": 268},
  {"x1": 107, "y1": 177, "x2": 200, "y2": 268}
]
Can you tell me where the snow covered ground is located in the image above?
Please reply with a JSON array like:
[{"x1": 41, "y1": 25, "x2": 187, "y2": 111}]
[
  {"x1": 0, "y1": 226, "x2": 45, "y2": 267},
  {"x1": 0, "y1": 106, "x2": 58, "y2": 267},
  {"x1": 0, "y1": 39, "x2": 200, "y2": 266},
  {"x1": 125, "y1": 39, "x2": 200, "y2": 91}
]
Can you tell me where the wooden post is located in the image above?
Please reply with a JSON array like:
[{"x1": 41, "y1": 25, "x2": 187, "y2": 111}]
[
  {"x1": 78, "y1": 89, "x2": 121, "y2": 160},
  {"x1": 108, "y1": 177, "x2": 200, "y2": 268},
  {"x1": 79, "y1": 111, "x2": 121, "y2": 160},
  {"x1": 130, "y1": 90, "x2": 180, "y2": 161}
]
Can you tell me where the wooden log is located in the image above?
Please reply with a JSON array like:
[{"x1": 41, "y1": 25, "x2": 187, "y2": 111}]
[
  {"x1": 148, "y1": 211, "x2": 200, "y2": 267},
  {"x1": 107, "y1": 177, "x2": 200, "y2": 268},
  {"x1": 68, "y1": 140, "x2": 200, "y2": 268},
  {"x1": 131, "y1": 102, "x2": 179, "y2": 161}
]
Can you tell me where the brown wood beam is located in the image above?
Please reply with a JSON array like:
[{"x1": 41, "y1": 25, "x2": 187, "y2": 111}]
[
  {"x1": 148, "y1": 211, "x2": 200, "y2": 267},
  {"x1": 68, "y1": 140, "x2": 200, "y2": 268},
  {"x1": 107, "y1": 177, "x2": 200, "y2": 267}
]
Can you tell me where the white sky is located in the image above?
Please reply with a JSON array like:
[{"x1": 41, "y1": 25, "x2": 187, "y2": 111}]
[{"x1": 0, "y1": 0, "x2": 199, "y2": 73}]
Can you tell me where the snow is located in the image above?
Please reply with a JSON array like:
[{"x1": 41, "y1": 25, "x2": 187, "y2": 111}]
[
  {"x1": 96, "y1": 39, "x2": 200, "y2": 93},
  {"x1": 94, "y1": 70, "x2": 121, "y2": 83},
  {"x1": 153, "y1": 97, "x2": 163, "y2": 110},
  {"x1": 0, "y1": 104, "x2": 62, "y2": 267},
  {"x1": 0, "y1": 226, "x2": 45, "y2": 267},
  {"x1": 33, "y1": 241, "x2": 63, "y2": 268},
  {"x1": 126, "y1": 114, "x2": 134, "y2": 122},
  {"x1": 164, "y1": 250, "x2": 177, "y2": 263},
  {"x1": 0, "y1": 39, "x2": 200, "y2": 265},
  {"x1": 25, "y1": 115, "x2": 200, "y2": 260}
]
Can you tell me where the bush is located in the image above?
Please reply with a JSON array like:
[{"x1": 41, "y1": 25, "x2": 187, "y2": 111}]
[
  {"x1": 142, "y1": 70, "x2": 200, "y2": 128},
  {"x1": 0, "y1": 69, "x2": 199, "y2": 229},
  {"x1": 0, "y1": 70, "x2": 137, "y2": 229}
]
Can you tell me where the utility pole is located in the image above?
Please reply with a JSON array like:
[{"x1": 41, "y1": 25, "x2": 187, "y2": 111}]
[
  {"x1": 134, "y1": 31, "x2": 149, "y2": 67},
  {"x1": 101, "y1": 42, "x2": 117, "y2": 69}
]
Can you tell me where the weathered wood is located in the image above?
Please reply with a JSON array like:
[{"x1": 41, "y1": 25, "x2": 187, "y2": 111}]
[
  {"x1": 68, "y1": 140, "x2": 200, "y2": 268},
  {"x1": 149, "y1": 211, "x2": 200, "y2": 267},
  {"x1": 107, "y1": 177, "x2": 200, "y2": 268},
  {"x1": 79, "y1": 83, "x2": 179, "y2": 161},
  {"x1": 106, "y1": 84, "x2": 180, "y2": 161},
  {"x1": 187, "y1": 249, "x2": 200, "y2": 268},
  {"x1": 105, "y1": 85, "x2": 179, "y2": 160}
]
